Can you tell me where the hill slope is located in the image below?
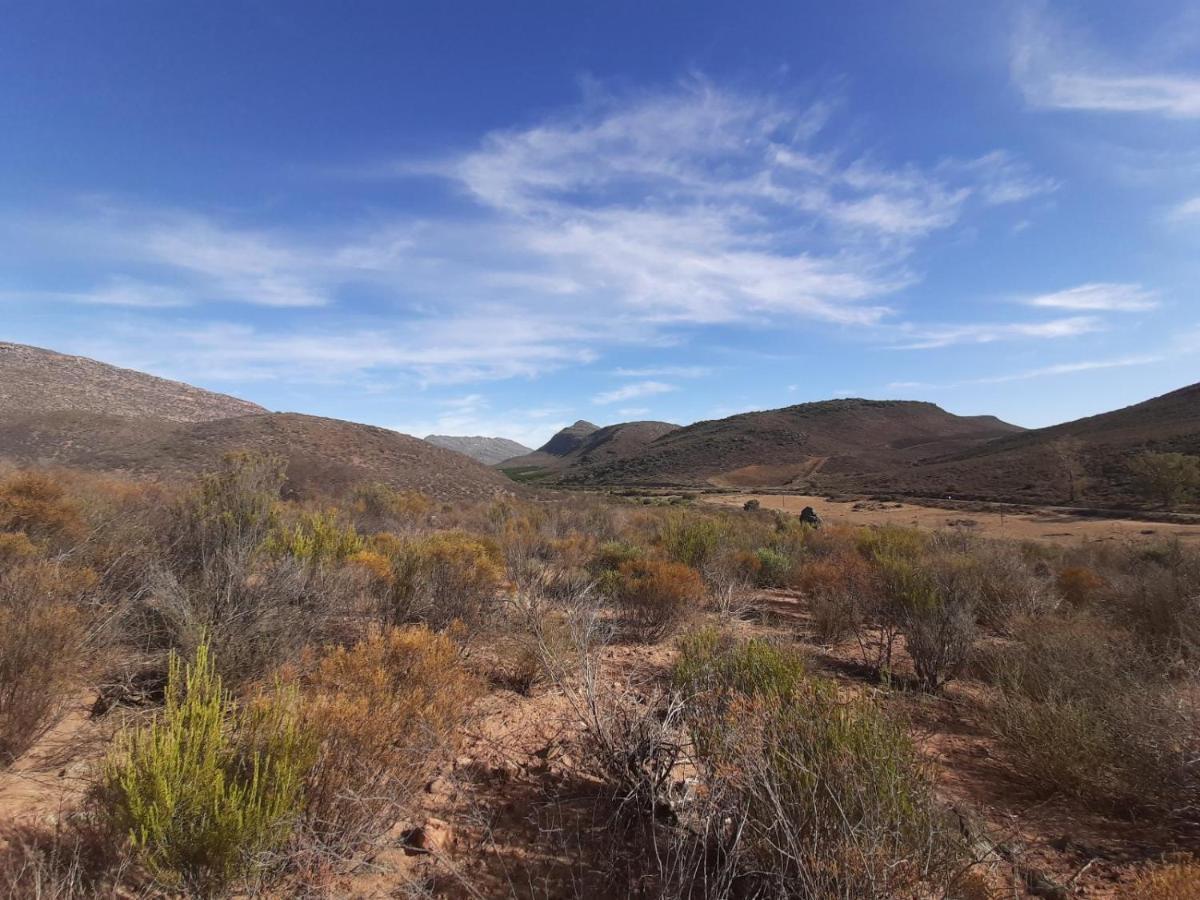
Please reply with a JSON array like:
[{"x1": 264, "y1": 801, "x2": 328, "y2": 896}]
[
  {"x1": 845, "y1": 383, "x2": 1200, "y2": 506},
  {"x1": 0, "y1": 342, "x2": 516, "y2": 502},
  {"x1": 424, "y1": 435, "x2": 532, "y2": 465},
  {"x1": 0, "y1": 342, "x2": 265, "y2": 422},
  {"x1": 557, "y1": 400, "x2": 1022, "y2": 488},
  {"x1": 499, "y1": 420, "x2": 679, "y2": 477}
]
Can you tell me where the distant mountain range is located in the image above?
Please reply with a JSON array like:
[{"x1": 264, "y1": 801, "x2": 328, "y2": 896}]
[
  {"x1": 493, "y1": 390, "x2": 1200, "y2": 507},
  {"x1": 2, "y1": 340, "x2": 1197, "y2": 509},
  {"x1": 424, "y1": 434, "x2": 532, "y2": 465}
]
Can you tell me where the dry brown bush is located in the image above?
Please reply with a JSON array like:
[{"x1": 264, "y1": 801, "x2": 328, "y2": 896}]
[
  {"x1": 0, "y1": 562, "x2": 91, "y2": 764},
  {"x1": 0, "y1": 471, "x2": 84, "y2": 547},
  {"x1": 281, "y1": 626, "x2": 478, "y2": 854},
  {"x1": 614, "y1": 558, "x2": 705, "y2": 641},
  {"x1": 983, "y1": 615, "x2": 1198, "y2": 820},
  {"x1": 1123, "y1": 856, "x2": 1200, "y2": 899},
  {"x1": 1056, "y1": 565, "x2": 1109, "y2": 608}
]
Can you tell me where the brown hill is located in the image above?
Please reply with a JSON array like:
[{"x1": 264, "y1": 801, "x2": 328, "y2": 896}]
[
  {"x1": 556, "y1": 399, "x2": 1023, "y2": 488},
  {"x1": 0, "y1": 342, "x2": 516, "y2": 502},
  {"x1": 842, "y1": 382, "x2": 1200, "y2": 506},
  {"x1": 0, "y1": 341, "x2": 265, "y2": 422},
  {"x1": 499, "y1": 420, "x2": 679, "y2": 478},
  {"x1": 0, "y1": 410, "x2": 517, "y2": 502}
]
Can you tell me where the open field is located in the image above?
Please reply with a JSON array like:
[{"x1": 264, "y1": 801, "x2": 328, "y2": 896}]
[{"x1": 706, "y1": 492, "x2": 1200, "y2": 546}]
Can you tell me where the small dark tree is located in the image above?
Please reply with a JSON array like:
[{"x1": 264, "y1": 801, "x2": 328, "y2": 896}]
[{"x1": 1128, "y1": 452, "x2": 1200, "y2": 509}]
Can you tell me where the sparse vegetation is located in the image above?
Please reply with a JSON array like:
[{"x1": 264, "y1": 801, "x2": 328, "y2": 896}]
[
  {"x1": 1130, "y1": 451, "x2": 1200, "y2": 509},
  {"x1": 2, "y1": 459, "x2": 1198, "y2": 896}
]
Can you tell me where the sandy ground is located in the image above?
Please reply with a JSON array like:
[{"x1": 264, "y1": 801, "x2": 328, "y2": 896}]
[{"x1": 705, "y1": 492, "x2": 1200, "y2": 546}]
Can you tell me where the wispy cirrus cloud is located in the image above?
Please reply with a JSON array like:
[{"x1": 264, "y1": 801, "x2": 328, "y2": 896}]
[
  {"x1": 1012, "y1": 7, "x2": 1200, "y2": 118},
  {"x1": 890, "y1": 315, "x2": 1104, "y2": 350},
  {"x1": 613, "y1": 365, "x2": 712, "y2": 378},
  {"x1": 3, "y1": 78, "x2": 1057, "y2": 391},
  {"x1": 1022, "y1": 282, "x2": 1159, "y2": 312},
  {"x1": 593, "y1": 380, "x2": 677, "y2": 405},
  {"x1": 887, "y1": 353, "x2": 1162, "y2": 390}
]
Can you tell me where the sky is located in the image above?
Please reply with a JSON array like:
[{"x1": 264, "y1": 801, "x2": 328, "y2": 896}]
[{"x1": 1, "y1": 1, "x2": 1197, "y2": 448}]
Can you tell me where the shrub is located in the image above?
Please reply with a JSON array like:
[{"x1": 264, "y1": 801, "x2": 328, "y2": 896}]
[
  {"x1": 100, "y1": 640, "x2": 313, "y2": 893},
  {"x1": 615, "y1": 559, "x2": 704, "y2": 641},
  {"x1": 903, "y1": 554, "x2": 979, "y2": 691},
  {"x1": 1056, "y1": 565, "x2": 1108, "y2": 608},
  {"x1": 659, "y1": 512, "x2": 725, "y2": 570},
  {"x1": 349, "y1": 483, "x2": 431, "y2": 532},
  {"x1": 589, "y1": 540, "x2": 644, "y2": 575},
  {"x1": 370, "y1": 530, "x2": 506, "y2": 629},
  {"x1": 166, "y1": 452, "x2": 284, "y2": 576},
  {"x1": 983, "y1": 616, "x2": 1198, "y2": 818},
  {"x1": 262, "y1": 510, "x2": 363, "y2": 566},
  {"x1": 0, "y1": 563, "x2": 89, "y2": 765},
  {"x1": 133, "y1": 554, "x2": 362, "y2": 687},
  {"x1": 287, "y1": 627, "x2": 477, "y2": 851},
  {"x1": 0, "y1": 530, "x2": 38, "y2": 566},
  {"x1": 673, "y1": 636, "x2": 962, "y2": 897},
  {"x1": 751, "y1": 546, "x2": 792, "y2": 588},
  {"x1": 856, "y1": 524, "x2": 926, "y2": 562},
  {"x1": 742, "y1": 498, "x2": 760, "y2": 511},
  {"x1": 1124, "y1": 856, "x2": 1200, "y2": 899},
  {"x1": 0, "y1": 471, "x2": 83, "y2": 545}
]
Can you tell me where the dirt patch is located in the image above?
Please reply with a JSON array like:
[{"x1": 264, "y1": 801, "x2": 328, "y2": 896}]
[{"x1": 705, "y1": 492, "x2": 1200, "y2": 546}]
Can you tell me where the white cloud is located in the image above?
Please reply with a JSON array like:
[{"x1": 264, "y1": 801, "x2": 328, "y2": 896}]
[
  {"x1": 1169, "y1": 196, "x2": 1200, "y2": 221},
  {"x1": 891, "y1": 315, "x2": 1104, "y2": 350},
  {"x1": 3, "y1": 79, "x2": 1058, "y2": 389},
  {"x1": 593, "y1": 380, "x2": 677, "y2": 405},
  {"x1": 613, "y1": 365, "x2": 712, "y2": 378},
  {"x1": 1013, "y1": 9, "x2": 1200, "y2": 118},
  {"x1": 1023, "y1": 283, "x2": 1158, "y2": 312}
]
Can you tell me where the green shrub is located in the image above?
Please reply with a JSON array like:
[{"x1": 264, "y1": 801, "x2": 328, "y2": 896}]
[
  {"x1": 262, "y1": 510, "x2": 363, "y2": 565},
  {"x1": 673, "y1": 636, "x2": 961, "y2": 897},
  {"x1": 751, "y1": 546, "x2": 792, "y2": 588},
  {"x1": 659, "y1": 512, "x2": 726, "y2": 570},
  {"x1": 100, "y1": 640, "x2": 313, "y2": 893}
]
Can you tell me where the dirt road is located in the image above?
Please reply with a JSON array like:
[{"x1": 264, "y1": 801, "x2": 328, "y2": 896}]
[{"x1": 705, "y1": 493, "x2": 1200, "y2": 546}]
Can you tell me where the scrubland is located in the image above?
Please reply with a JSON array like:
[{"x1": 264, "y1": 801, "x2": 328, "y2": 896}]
[{"x1": 0, "y1": 455, "x2": 1198, "y2": 898}]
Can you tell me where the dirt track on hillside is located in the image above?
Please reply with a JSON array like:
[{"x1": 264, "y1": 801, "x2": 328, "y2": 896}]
[{"x1": 705, "y1": 493, "x2": 1200, "y2": 546}]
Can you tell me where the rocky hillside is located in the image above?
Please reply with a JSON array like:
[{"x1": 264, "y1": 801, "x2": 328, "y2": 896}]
[
  {"x1": 424, "y1": 434, "x2": 532, "y2": 465},
  {"x1": 0, "y1": 342, "x2": 265, "y2": 422}
]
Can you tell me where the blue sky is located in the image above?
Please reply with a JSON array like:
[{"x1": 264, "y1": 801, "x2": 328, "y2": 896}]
[{"x1": 2, "y1": 1, "x2": 1197, "y2": 447}]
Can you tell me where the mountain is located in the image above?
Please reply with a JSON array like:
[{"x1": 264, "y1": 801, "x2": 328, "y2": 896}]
[
  {"x1": 843, "y1": 382, "x2": 1200, "y2": 506},
  {"x1": 0, "y1": 343, "x2": 516, "y2": 502},
  {"x1": 424, "y1": 435, "x2": 533, "y2": 465},
  {"x1": 551, "y1": 399, "x2": 1022, "y2": 488},
  {"x1": 498, "y1": 420, "x2": 679, "y2": 477},
  {"x1": 0, "y1": 341, "x2": 265, "y2": 422}
]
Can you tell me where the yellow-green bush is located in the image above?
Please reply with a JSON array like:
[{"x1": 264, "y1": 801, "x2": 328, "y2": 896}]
[
  {"x1": 263, "y1": 510, "x2": 363, "y2": 565},
  {"x1": 658, "y1": 512, "x2": 726, "y2": 570},
  {"x1": 100, "y1": 640, "x2": 313, "y2": 893},
  {"x1": 369, "y1": 530, "x2": 505, "y2": 629}
]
